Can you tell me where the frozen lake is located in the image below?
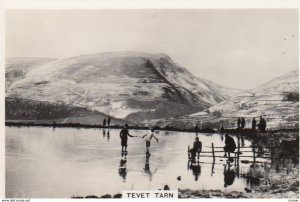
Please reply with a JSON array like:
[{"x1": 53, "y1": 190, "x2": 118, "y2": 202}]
[{"x1": 6, "y1": 127, "x2": 267, "y2": 198}]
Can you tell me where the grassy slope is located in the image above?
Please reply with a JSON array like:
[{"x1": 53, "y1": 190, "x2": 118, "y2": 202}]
[{"x1": 5, "y1": 97, "x2": 126, "y2": 125}]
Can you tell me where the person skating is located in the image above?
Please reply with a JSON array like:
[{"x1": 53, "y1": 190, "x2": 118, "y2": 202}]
[
  {"x1": 120, "y1": 124, "x2": 135, "y2": 153},
  {"x1": 141, "y1": 128, "x2": 158, "y2": 156}
]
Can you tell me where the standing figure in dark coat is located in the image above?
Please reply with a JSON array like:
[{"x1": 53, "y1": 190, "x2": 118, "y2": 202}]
[
  {"x1": 220, "y1": 125, "x2": 225, "y2": 133},
  {"x1": 241, "y1": 118, "x2": 245, "y2": 129},
  {"x1": 252, "y1": 118, "x2": 257, "y2": 130},
  {"x1": 107, "y1": 116, "x2": 111, "y2": 127},
  {"x1": 120, "y1": 124, "x2": 135, "y2": 152},
  {"x1": 237, "y1": 118, "x2": 241, "y2": 129},
  {"x1": 103, "y1": 119, "x2": 107, "y2": 127},
  {"x1": 258, "y1": 116, "x2": 267, "y2": 132},
  {"x1": 195, "y1": 124, "x2": 199, "y2": 133},
  {"x1": 223, "y1": 134, "x2": 236, "y2": 158}
]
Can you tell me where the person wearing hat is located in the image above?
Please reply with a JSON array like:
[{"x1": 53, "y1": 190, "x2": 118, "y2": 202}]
[
  {"x1": 119, "y1": 124, "x2": 135, "y2": 152},
  {"x1": 190, "y1": 137, "x2": 202, "y2": 161},
  {"x1": 142, "y1": 128, "x2": 158, "y2": 156}
]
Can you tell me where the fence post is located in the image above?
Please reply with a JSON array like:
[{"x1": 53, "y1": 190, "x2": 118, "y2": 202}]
[
  {"x1": 252, "y1": 146, "x2": 256, "y2": 163},
  {"x1": 237, "y1": 134, "x2": 240, "y2": 165},
  {"x1": 212, "y1": 143, "x2": 215, "y2": 162}
]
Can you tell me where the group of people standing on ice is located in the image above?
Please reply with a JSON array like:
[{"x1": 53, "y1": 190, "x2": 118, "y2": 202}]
[
  {"x1": 237, "y1": 116, "x2": 267, "y2": 132},
  {"x1": 102, "y1": 116, "x2": 111, "y2": 127}
]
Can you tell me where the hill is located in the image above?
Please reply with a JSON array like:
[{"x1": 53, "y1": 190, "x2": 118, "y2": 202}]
[
  {"x1": 152, "y1": 69, "x2": 299, "y2": 130},
  {"x1": 6, "y1": 52, "x2": 240, "y2": 123}
]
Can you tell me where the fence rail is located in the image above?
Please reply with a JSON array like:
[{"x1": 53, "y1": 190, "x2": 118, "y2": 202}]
[{"x1": 189, "y1": 142, "x2": 272, "y2": 163}]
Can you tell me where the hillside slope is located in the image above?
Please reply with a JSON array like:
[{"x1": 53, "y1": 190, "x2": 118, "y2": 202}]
[
  {"x1": 153, "y1": 69, "x2": 299, "y2": 130},
  {"x1": 5, "y1": 97, "x2": 126, "y2": 125},
  {"x1": 6, "y1": 52, "x2": 240, "y2": 122},
  {"x1": 205, "y1": 69, "x2": 299, "y2": 128}
]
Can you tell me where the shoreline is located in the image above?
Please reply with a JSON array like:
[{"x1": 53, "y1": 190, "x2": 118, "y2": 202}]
[{"x1": 5, "y1": 121, "x2": 298, "y2": 134}]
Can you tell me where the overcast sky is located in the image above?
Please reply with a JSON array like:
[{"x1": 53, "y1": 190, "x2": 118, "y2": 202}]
[{"x1": 6, "y1": 9, "x2": 298, "y2": 89}]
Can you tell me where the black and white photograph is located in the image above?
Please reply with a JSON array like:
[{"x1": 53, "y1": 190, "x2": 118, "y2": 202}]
[{"x1": 4, "y1": 8, "x2": 299, "y2": 199}]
